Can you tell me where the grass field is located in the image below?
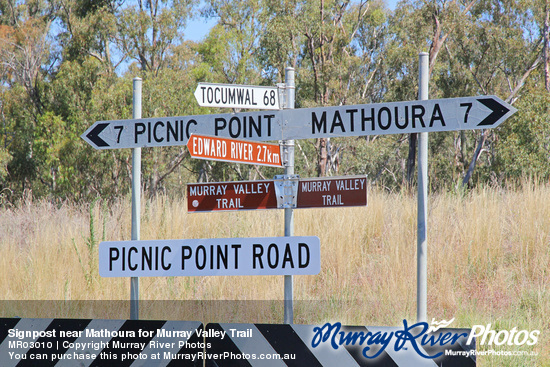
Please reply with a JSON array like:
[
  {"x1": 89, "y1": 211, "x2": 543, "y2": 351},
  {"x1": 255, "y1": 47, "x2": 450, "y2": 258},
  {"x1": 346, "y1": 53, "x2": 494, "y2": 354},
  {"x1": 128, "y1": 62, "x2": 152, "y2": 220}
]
[{"x1": 0, "y1": 181, "x2": 548, "y2": 366}]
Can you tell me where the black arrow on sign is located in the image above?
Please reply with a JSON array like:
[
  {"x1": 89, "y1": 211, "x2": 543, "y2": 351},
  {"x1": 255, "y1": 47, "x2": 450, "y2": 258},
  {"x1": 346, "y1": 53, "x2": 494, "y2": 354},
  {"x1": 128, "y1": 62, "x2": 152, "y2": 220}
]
[
  {"x1": 86, "y1": 123, "x2": 110, "y2": 147},
  {"x1": 477, "y1": 97, "x2": 511, "y2": 126}
]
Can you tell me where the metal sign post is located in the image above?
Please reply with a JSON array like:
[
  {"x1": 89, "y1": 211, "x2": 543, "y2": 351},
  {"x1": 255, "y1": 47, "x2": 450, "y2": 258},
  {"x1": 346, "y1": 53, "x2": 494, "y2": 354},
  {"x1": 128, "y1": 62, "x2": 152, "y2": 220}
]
[
  {"x1": 82, "y1": 59, "x2": 517, "y2": 327},
  {"x1": 130, "y1": 77, "x2": 141, "y2": 320},
  {"x1": 283, "y1": 67, "x2": 295, "y2": 324},
  {"x1": 417, "y1": 53, "x2": 429, "y2": 323}
]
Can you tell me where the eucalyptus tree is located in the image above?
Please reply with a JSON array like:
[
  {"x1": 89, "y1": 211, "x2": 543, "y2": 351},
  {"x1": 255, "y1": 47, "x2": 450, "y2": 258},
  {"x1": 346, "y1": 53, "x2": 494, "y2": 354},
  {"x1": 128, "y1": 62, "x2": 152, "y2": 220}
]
[
  {"x1": 0, "y1": 0, "x2": 60, "y2": 198},
  {"x1": 384, "y1": 0, "x2": 543, "y2": 189},
  {"x1": 258, "y1": 0, "x2": 388, "y2": 177},
  {"x1": 116, "y1": 0, "x2": 196, "y2": 74}
]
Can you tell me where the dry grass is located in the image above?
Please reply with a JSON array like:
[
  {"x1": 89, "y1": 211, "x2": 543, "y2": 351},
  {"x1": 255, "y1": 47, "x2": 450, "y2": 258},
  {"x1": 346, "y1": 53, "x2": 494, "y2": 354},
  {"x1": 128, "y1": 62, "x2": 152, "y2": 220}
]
[{"x1": 0, "y1": 181, "x2": 549, "y2": 366}]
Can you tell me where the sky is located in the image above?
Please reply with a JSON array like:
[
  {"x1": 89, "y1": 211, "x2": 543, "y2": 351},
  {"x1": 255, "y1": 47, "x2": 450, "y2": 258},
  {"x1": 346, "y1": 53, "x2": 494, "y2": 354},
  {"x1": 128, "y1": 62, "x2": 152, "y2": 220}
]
[{"x1": 184, "y1": 0, "x2": 399, "y2": 42}]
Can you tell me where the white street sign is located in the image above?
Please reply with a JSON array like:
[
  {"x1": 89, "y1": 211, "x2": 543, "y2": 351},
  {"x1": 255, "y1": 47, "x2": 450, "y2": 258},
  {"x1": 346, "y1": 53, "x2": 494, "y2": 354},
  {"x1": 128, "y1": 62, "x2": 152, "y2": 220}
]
[
  {"x1": 99, "y1": 236, "x2": 321, "y2": 277},
  {"x1": 194, "y1": 82, "x2": 281, "y2": 110},
  {"x1": 281, "y1": 95, "x2": 517, "y2": 140},
  {"x1": 81, "y1": 110, "x2": 281, "y2": 149},
  {"x1": 82, "y1": 96, "x2": 516, "y2": 149}
]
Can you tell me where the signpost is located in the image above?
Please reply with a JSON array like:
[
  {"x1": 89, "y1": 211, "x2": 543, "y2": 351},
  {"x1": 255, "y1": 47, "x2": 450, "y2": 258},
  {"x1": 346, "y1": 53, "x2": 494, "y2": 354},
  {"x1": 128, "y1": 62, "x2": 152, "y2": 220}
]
[
  {"x1": 82, "y1": 67, "x2": 518, "y2": 327},
  {"x1": 417, "y1": 53, "x2": 429, "y2": 323},
  {"x1": 187, "y1": 175, "x2": 368, "y2": 212},
  {"x1": 194, "y1": 82, "x2": 282, "y2": 110},
  {"x1": 187, "y1": 134, "x2": 283, "y2": 167},
  {"x1": 82, "y1": 95, "x2": 516, "y2": 150},
  {"x1": 99, "y1": 237, "x2": 321, "y2": 277},
  {"x1": 282, "y1": 69, "x2": 295, "y2": 324},
  {"x1": 130, "y1": 78, "x2": 141, "y2": 320}
]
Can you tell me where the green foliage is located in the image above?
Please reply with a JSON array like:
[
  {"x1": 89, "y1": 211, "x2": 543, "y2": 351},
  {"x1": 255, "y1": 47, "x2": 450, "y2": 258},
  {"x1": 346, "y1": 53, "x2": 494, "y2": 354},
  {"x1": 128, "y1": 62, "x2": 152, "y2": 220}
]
[
  {"x1": 73, "y1": 198, "x2": 104, "y2": 287},
  {"x1": 1, "y1": 0, "x2": 550, "y2": 203},
  {"x1": 0, "y1": 147, "x2": 10, "y2": 183},
  {"x1": 3, "y1": 84, "x2": 38, "y2": 197},
  {"x1": 58, "y1": 3, "x2": 117, "y2": 65},
  {"x1": 198, "y1": 0, "x2": 265, "y2": 84},
  {"x1": 493, "y1": 81, "x2": 550, "y2": 184},
  {"x1": 116, "y1": 0, "x2": 196, "y2": 72}
]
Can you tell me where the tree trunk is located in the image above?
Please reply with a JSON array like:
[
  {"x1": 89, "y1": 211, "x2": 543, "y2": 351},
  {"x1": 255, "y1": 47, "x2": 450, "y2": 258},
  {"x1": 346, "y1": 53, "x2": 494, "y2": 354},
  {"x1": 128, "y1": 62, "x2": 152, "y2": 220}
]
[
  {"x1": 462, "y1": 130, "x2": 487, "y2": 187},
  {"x1": 406, "y1": 133, "x2": 417, "y2": 186},
  {"x1": 462, "y1": 53, "x2": 541, "y2": 186},
  {"x1": 544, "y1": 2, "x2": 550, "y2": 91},
  {"x1": 317, "y1": 138, "x2": 328, "y2": 176}
]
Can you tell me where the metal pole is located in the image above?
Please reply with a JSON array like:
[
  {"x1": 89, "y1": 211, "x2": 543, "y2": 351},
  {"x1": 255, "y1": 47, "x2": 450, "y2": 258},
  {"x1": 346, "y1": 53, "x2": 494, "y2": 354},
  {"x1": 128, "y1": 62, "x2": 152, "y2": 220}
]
[
  {"x1": 417, "y1": 53, "x2": 429, "y2": 323},
  {"x1": 283, "y1": 67, "x2": 295, "y2": 324},
  {"x1": 131, "y1": 77, "x2": 142, "y2": 320}
]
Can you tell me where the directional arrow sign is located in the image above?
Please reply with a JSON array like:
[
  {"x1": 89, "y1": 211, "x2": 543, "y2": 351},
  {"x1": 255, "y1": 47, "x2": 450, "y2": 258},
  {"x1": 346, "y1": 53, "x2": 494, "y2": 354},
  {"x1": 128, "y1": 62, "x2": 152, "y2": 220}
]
[
  {"x1": 99, "y1": 236, "x2": 321, "y2": 277},
  {"x1": 194, "y1": 82, "x2": 281, "y2": 110},
  {"x1": 187, "y1": 134, "x2": 283, "y2": 167},
  {"x1": 280, "y1": 95, "x2": 517, "y2": 140},
  {"x1": 81, "y1": 110, "x2": 281, "y2": 150},
  {"x1": 82, "y1": 96, "x2": 515, "y2": 149}
]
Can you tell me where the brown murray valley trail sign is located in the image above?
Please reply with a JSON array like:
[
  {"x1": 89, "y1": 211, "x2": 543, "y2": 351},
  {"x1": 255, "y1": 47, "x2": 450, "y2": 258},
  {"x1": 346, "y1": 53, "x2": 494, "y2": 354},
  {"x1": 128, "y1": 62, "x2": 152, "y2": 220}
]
[{"x1": 187, "y1": 175, "x2": 367, "y2": 212}]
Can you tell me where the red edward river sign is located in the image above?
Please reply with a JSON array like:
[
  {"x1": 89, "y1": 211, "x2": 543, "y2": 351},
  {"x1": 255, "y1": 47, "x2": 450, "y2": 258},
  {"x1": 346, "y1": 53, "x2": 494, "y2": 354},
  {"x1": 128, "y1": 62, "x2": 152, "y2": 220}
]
[
  {"x1": 187, "y1": 134, "x2": 283, "y2": 167},
  {"x1": 187, "y1": 175, "x2": 367, "y2": 212}
]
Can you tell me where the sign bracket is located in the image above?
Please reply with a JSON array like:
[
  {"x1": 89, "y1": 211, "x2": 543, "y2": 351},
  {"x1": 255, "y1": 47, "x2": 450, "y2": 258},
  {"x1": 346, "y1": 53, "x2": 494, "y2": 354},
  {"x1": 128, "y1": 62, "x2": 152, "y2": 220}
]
[
  {"x1": 273, "y1": 174, "x2": 299, "y2": 209},
  {"x1": 279, "y1": 139, "x2": 294, "y2": 167},
  {"x1": 277, "y1": 83, "x2": 287, "y2": 109}
]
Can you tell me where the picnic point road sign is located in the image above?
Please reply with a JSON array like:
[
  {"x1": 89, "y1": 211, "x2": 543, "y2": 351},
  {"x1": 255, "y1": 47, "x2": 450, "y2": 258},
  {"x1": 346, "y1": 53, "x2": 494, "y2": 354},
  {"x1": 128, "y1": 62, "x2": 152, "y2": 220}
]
[
  {"x1": 99, "y1": 236, "x2": 321, "y2": 277},
  {"x1": 82, "y1": 95, "x2": 516, "y2": 150}
]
